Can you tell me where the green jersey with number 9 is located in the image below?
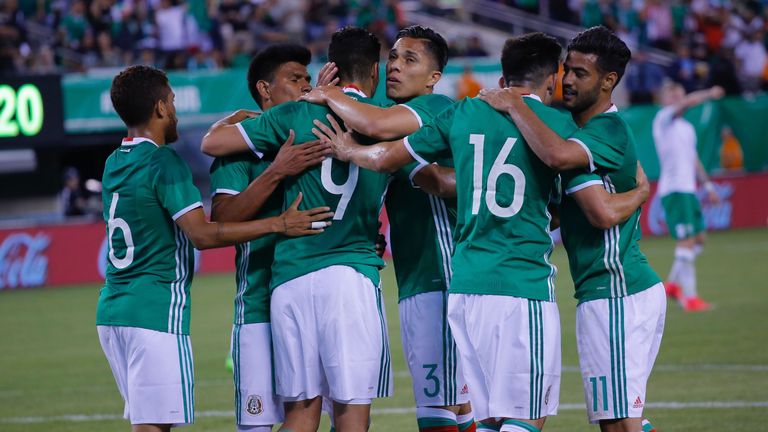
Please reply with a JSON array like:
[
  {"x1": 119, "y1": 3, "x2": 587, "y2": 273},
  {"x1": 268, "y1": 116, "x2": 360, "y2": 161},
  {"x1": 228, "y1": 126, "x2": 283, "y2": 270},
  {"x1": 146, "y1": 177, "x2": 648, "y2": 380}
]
[
  {"x1": 404, "y1": 96, "x2": 577, "y2": 301},
  {"x1": 97, "y1": 137, "x2": 203, "y2": 335},
  {"x1": 237, "y1": 89, "x2": 390, "y2": 290}
]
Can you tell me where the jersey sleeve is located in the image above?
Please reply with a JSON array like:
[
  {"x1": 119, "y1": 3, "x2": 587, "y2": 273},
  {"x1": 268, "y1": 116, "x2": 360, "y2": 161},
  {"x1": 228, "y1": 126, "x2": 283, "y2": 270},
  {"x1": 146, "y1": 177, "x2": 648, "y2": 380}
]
[
  {"x1": 567, "y1": 114, "x2": 628, "y2": 173},
  {"x1": 403, "y1": 103, "x2": 456, "y2": 165},
  {"x1": 236, "y1": 106, "x2": 288, "y2": 158},
  {"x1": 399, "y1": 94, "x2": 454, "y2": 127},
  {"x1": 209, "y1": 155, "x2": 251, "y2": 197},
  {"x1": 152, "y1": 148, "x2": 203, "y2": 220},
  {"x1": 561, "y1": 169, "x2": 604, "y2": 196}
]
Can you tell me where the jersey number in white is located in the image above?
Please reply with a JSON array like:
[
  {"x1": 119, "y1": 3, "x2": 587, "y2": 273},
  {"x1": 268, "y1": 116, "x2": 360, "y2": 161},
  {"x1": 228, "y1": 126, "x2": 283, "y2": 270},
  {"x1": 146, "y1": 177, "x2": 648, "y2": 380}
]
[
  {"x1": 320, "y1": 157, "x2": 359, "y2": 220},
  {"x1": 469, "y1": 134, "x2": 526, "y2": 218},
  {"x1": 107, "y1": 193, "x2": 135, "y2": 268}
]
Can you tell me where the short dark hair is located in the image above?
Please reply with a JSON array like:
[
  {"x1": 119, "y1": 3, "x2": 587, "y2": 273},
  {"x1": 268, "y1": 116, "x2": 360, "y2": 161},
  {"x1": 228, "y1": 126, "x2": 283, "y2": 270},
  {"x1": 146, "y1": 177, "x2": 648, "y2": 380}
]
[
  {"x1": 110, "y1": 65, "x2": 170, "y2": 127},
  {"x1": 247, "y1": 43, "x2": 311, "y2": 109},
  {"x1": 567, "y1": 26, "x2": 632, "y2": 86},
  {"x1": 328, "y1": 26, "x2": 381, "y2": 83},
  {"x1": 396, "y1": 25, "x2": 449, "y2": 72},
  {"x1": 501, "y1": 32, "x2": 562, "y2": 86}
]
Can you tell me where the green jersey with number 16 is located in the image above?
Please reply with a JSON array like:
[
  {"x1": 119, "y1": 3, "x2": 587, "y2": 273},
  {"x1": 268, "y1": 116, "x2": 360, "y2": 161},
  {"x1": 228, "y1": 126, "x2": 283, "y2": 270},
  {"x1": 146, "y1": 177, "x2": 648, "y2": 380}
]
[
  {"x1": 404, "y1": 96, "x2": 577, "y2": 301},
  {"x1": 237, "y1": 89, "x2": 390, "y2": 289},
  {"x1": 97, "y1": 138, "x2": 203, "y2": 335}
]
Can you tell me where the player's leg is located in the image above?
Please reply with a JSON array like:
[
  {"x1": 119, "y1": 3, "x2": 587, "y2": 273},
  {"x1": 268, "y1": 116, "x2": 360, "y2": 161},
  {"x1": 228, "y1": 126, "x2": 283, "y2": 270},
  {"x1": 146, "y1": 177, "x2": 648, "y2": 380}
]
[
  {"x1": 315, "y1": 266, "x2": 393, "y2": 431},
  {"x1": 400, "y1": 291, "x2": 473, "y2": 432},
  {"x1": 132, "y1": 425, "x2": 171, "y2": 432},
  {"x1": 449, "y1": 294, "x2": 560, "y2": 431},
  {"x1": 576, "y1": 284, "x2": 666, "y2": 432},
  {"x1": 231, "y1": 323, "x2": 283, "y2": 431},
  {"x1": 271, "y1": 274, "x2": 326, "y2": 432}
]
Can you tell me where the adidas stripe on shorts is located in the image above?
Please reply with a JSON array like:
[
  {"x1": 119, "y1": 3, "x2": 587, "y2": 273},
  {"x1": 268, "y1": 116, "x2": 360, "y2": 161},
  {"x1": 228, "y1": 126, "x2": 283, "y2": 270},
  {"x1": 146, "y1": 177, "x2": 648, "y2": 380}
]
[
  {"x1": 576, "y1": 283, "x2": 666, "y2": 423},
  {"x1": 270, "y1": 265, "x2": 393, "y2": 403},
  {"x1": 447, "y1": 293, "x2": 561, "y2": 421},
  {"x1": 400, "y1": 291, "x2": 470, "y2": 407},
  {"x1": 97, "y1": 325, "x2": 195, "y2": 425}
]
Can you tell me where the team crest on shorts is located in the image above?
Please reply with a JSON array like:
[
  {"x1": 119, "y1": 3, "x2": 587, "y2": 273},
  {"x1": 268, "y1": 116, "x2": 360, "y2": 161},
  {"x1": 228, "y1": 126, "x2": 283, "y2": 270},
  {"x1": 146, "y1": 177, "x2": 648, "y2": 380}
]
[{"x1": 246, "y1": 395, "x2": 264, "y2": 416}]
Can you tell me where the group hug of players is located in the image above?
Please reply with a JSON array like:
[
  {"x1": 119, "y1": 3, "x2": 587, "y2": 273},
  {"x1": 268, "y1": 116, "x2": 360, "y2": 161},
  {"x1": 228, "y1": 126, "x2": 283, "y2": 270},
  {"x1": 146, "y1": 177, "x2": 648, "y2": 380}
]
[{"x1": 97, "y1": 23, "x2": 666, "y2": 432}]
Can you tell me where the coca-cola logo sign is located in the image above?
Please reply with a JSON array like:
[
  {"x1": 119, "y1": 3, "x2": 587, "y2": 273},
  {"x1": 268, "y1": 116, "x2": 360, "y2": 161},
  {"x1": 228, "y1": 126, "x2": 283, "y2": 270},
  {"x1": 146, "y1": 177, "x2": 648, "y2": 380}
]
[{"x1": 0, "y1": 233, "x2": 50, "y2": 290}]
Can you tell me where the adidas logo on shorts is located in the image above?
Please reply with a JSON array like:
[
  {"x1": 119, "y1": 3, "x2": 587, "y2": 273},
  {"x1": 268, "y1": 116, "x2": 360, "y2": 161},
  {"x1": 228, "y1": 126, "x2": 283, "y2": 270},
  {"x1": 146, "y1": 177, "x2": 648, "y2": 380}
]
[
  {"x1": 460, "y1": 384, "x2": 469, "y2": 395},
  {"x1": 633, "y1": 396, "x2": 644, "y2": 409}
]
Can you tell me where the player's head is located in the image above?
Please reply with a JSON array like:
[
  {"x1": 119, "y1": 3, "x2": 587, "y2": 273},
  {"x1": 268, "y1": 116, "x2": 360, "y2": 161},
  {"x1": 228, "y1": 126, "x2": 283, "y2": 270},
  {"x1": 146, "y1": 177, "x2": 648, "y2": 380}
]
[
  {"x1": 563, "y1": 26, "x2": 631, "y2": 114},
  {"x1": 658, "y1": 79, "x2": 686, "y2": 106},
  {"x1": 110, "y1": 65, "x2": 178, "y2": 143},
  {"x1": 386, "y1": 25, "x2": 448, "y2": 102},
  {"x1": 247, "y1": 43, "x2": 312, "y2": 110},
  {"x1": 500, "y1": 32, "x2": 562, "y2": 103},
  {"x1": 328, "y1": 26, "x2": 381, "y2": 96}
]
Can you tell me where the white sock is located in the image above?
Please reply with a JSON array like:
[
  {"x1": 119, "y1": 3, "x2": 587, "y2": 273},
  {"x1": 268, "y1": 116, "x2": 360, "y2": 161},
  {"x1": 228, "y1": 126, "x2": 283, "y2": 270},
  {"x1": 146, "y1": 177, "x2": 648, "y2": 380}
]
[
  {"x1": 457, "y1": 411, "x2": 476, "y2": 430},
  {"x1": 693, "y1": 244, "x2": 703, "y2": 257},
  {"x1": 667, "y1": 256, "x2": 684, "y2": 284},
  {"x1": 416, "y1": 406, "x2": 458, "y2": 421},
  {"x1": 674, "y1": 247, "x2": 697, "y2": 298},
  {"x1": 500, "y1": 419, "x2": 540, "y2": 432}
]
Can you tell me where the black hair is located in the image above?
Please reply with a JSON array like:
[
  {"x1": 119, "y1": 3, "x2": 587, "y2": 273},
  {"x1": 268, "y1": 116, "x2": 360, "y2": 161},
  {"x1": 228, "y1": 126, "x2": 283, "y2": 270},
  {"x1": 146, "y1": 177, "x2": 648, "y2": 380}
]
[
  {"x1": 501, "y1": 32, "x2": 562, "y2": 86},
  {"x1": 396, "y1": 25, "x2": 449, "y2": 72},
  {"x1": 247, "y1": 43, "x2": 311, "y2": 109},
  {"x1": 327, "y1": 26, "x2": 381, "y2": 83},
  {"x1": 110, "y1": 65, "x2": 170, "y2": 127},
  {"x1": 567, "y1": 26, "x2": 632, "y2": 86}
]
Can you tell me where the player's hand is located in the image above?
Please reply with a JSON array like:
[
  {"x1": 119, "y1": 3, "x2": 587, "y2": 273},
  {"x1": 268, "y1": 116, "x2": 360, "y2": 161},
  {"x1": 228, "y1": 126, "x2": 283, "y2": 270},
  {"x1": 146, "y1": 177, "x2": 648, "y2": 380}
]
[
  {"x1": 224, "y1": 109, "x2": 259, "y2": 124},
  {"x1": 635, "y1": 162, "x2": 650, "y2": 203},
  {"x1": 301, "y1": 85, "x2": 340, "y2": 105},
  {"x1": 375, "y1": 221, "x2": 387, "y2": 257},
  {"x1": 709, "y1": 86, "x2": 725, "y2": 100},
  {"x1": 269, "y1": 130, "x2": 332, "y2": 179},
  {"x1": 279, "y1": 192, "x2": 334, "y2": 236},
  {"x1": 478, "y1": 87, "x2": 525, "y2": 113},
  {"x1": 316, "y1": 62, "x2": 339, "y2": 87},
  {"x1": 312, "y1": 114, "x2": 357, "y2": 162},
  {"x1": 705, "y1": 182, "x2": 721, "y2": 204}
]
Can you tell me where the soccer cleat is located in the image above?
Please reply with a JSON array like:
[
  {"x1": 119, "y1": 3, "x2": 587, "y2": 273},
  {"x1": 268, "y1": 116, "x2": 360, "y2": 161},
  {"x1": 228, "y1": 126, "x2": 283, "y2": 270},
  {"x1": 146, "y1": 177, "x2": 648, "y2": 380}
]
[
  {"x1": 683, "y1": 296, "x2": 711, "y2": 312},
  {"x1": 664, "y1": 281, "x2": 681, "y2": 301}
]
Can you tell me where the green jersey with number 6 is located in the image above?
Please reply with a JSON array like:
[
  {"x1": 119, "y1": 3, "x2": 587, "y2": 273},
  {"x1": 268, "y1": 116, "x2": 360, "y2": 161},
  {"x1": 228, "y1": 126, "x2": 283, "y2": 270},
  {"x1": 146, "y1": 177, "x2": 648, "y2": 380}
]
[
  {"x1": 237, "y1": 89, "x2": 389, "y2": 289},
  {"x1": 97, "y1": 137, "x2": 203, "y2": 335},
  {"x1": 560, "y1": 109, "x2": 661, "y2": 303},
  {"x1": 404, "y1": 96, "x2": 577, "y2": 301},
  {"x1": 387, "y1": 93, "x2": 457, "y2": 301},
  {"x1": 209, "y1": 153, "x2": 282, "y2": 324}
]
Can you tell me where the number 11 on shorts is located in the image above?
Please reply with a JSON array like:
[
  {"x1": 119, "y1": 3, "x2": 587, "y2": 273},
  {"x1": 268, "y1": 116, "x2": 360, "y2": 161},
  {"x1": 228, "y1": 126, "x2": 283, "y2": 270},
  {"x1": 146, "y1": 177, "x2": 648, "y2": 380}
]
[{"x1": 589, "y1": 375, "x2": 608, "y2": 412}]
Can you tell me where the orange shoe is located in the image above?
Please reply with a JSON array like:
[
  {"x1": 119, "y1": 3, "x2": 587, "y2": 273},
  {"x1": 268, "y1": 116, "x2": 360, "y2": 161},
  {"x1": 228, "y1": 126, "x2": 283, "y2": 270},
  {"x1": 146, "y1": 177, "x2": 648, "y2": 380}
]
[
  {"x1": 665, "y1": 282, "x2": 682, "y2": 301},
  {"x1": 683, "y1": 296, "x2": 711, "y2": 312}
]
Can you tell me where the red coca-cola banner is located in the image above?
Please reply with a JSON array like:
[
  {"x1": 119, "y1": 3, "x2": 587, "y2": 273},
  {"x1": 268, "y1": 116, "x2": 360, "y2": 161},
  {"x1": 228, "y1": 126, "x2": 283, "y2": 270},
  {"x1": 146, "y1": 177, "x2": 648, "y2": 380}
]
[{"x1": 0, "y1": 172, "x2": 765, "y2": 290}]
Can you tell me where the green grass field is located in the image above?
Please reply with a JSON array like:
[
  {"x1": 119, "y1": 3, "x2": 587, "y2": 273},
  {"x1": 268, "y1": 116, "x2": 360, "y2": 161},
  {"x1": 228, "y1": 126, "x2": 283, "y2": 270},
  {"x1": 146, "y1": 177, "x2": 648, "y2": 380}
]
[{"x1": 1, "y1": 228, "x2": 767, "y2": 431}]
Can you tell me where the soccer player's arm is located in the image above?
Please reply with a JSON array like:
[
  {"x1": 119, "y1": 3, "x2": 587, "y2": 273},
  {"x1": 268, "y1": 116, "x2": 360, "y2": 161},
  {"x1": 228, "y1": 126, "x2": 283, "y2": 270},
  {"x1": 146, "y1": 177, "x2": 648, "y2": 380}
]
[
  {"x1": 302, "y1": 85, "x2": 420, "y2": 140},
  {"x1": 154, "y1": 150, "x2": 333, "y2": 249},
  {"x1": 201, "y1": 110, "x2": 259, "y2": 157},
  {"x1": 563, "y1": 163, "x2": 650, "y2": 230},
  {"x1": 395, "y1": 160, "x2": 457, "y2": 199},
  {"x1": 671, "y1": 85, "x2": 724, "y2": 117}
]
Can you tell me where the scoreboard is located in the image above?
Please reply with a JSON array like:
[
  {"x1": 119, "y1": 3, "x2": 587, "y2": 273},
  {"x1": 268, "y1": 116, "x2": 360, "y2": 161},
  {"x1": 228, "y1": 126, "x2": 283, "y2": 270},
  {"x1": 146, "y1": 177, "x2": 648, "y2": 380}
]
[{"x1": 0, "y1": 75, "x2": 64, "y2": 148}]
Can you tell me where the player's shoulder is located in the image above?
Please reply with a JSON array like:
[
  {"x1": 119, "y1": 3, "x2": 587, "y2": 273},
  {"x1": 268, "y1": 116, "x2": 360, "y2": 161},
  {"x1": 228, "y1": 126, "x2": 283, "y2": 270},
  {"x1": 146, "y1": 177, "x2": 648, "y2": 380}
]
[
  {"x1": 210, "y1": 152, "x2": 258, "y2": 172},
  {"x1": 583, "y1": 111, "x2": 630, "y2": 139}
]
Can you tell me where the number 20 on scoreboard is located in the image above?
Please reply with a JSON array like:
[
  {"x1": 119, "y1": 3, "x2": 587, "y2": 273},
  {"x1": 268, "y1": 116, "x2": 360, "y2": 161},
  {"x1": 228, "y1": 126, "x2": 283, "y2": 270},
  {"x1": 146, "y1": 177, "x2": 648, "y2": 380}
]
[{"x1": 0, "y1": 75, "x2": 64, "y2": 147}]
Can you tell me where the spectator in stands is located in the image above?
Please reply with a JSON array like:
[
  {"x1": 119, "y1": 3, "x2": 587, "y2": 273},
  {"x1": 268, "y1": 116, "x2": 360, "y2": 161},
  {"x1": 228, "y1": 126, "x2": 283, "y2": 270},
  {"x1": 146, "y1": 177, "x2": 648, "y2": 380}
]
[
  {"x1": 708, "y1": 47, "x2": 742, "y2": 95},
  {"x1": 456, "y1": 63, "x2": 482, "y2": 99},
  {"x1": 156, "y1": 0, "x2": 190, "y2": 69},
  {"x1": 60, "y1": 167, "x2": 89, "y2": 217},
  {"x1": 734, "y1": 30, "x2": 767, "y2": 92},
  {"x1": 668, "y1": 43, "x2": 700, "y2": 92},
  {"x1": 626, "y1": 50, "x2": 666, "y2": 103},
  {"x1": 644, "y1": 0, "x2": 674, "y2": 50},
  {"x1": 464, "y1": 34, "x2": 489, "y2": 57}
]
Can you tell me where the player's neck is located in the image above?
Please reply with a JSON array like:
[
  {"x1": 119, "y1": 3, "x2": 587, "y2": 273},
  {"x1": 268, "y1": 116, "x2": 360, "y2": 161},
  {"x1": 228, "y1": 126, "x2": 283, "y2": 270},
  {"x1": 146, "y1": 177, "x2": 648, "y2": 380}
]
[
  {"x1": 393, "y1": 89, "x2": 432, "y2": 105},
  {"x1": 126, "y1": 126, "x2": 166, "y2": 146},
  {"x1": 573, "y1": 96, "x2": 614, "y2": 127}
]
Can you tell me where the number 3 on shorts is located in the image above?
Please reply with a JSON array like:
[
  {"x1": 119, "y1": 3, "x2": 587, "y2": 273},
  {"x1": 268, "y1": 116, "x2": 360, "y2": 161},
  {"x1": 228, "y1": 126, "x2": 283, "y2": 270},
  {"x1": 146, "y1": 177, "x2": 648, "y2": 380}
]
[{"x1": 423, "y1": 363, "x2": 440, "y2": 398}]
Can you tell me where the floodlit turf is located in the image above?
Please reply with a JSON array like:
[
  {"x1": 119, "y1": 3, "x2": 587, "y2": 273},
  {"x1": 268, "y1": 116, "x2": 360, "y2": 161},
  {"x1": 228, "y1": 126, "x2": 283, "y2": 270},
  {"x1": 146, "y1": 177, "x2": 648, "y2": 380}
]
[{"x1": 0, "y1": 228, "x2": 766, "y2": 431}]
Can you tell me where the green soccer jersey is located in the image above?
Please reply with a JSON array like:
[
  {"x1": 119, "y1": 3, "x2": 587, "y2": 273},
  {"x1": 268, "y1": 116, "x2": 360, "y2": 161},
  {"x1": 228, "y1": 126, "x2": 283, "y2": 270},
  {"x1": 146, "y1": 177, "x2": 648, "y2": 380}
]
[
  {"x1": 97, "y1": 137, "x2": 203, "y2": 335},
  {"x1": 237, "y1": 89, "x2": 389, "y2": 289},
  {"x1": 404, "y1": 96, "x2": 577, "y2": 301},
  {"x1": 387, "y1": 93, "x2": 458, "y2": 301},
  {"x1": 209, "y1": 153, "x2": 282, "y2": 324},
  {"x1": 559, "y1": 108, "x2": 662, "y2": 303}
]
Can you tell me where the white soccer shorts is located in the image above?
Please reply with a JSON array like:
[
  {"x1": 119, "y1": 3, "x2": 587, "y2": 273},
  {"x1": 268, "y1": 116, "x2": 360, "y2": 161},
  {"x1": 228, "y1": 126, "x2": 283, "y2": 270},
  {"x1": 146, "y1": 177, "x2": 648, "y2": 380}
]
[
  {"x1": 576, "y1": 283, "x2": 666, "y2": 424},
  {"x1": 400, "y1": 291, "x2": 470, "y2": 407},
  {"x1": 97, "y1": 325, "x2": 194, "y2": 426},
  {"x1": 447, "y1": 293, "x2": 561, "y2": 422},
  {"x1": 231, "y1": 322, "x2": 283, "y2": 427},
  {"x1": 270, "y1": 265, "x2": 393, "y2": 403}
]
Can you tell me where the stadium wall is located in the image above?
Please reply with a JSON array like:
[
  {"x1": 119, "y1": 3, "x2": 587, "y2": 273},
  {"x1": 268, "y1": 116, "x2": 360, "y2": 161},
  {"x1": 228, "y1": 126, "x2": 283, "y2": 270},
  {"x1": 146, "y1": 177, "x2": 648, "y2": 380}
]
[{"x1": 1, "y1": 173, "x2": 766, "y2": 291}]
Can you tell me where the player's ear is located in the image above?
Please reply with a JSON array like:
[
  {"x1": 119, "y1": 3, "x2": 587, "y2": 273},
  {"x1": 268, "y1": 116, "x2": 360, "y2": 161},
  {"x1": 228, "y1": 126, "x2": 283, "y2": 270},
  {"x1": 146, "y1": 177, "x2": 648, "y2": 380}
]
[
  {"x1": 426, "y1": 70, "x2": 442, "y2": 89},
  {"x1": 498, "y1": 76, "x2": 506, "y2": 89},
  {"x1": 371, "y1": 61, "x2": 380, "y2": 87},
  {"x1": 602, "y1": 71, "x2": 618, "y2": 91},
  {"x1": 256, "y1": 80, "x2": 271, "y2": 103},
  {"x1": 155, "y1": 98, "x2": 167, "y2": 120}
]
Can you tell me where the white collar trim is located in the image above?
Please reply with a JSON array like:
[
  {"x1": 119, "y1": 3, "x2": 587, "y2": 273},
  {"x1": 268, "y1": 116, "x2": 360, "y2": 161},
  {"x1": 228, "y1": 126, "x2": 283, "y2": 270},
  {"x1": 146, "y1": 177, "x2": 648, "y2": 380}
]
[
  {"x1": 122, "y1": 137, "x2": 159, "y2": 147},
  {"x1": 342, "y1": 86, "x2": 368, "y2": 98}
]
